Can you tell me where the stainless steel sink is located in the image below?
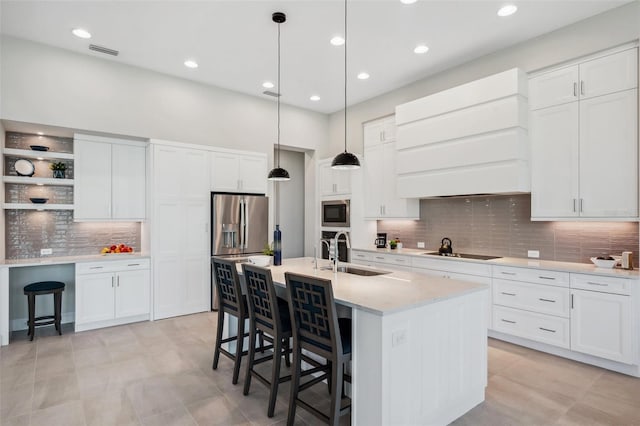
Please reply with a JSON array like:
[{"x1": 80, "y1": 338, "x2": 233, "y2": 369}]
[{"x1": 337, "y1": 266, "x2": 391, "y2": 276}]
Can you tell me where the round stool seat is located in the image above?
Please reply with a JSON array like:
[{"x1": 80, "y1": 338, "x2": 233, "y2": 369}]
[{"x1": 24, "y1": 281, "x2": 65, "y2": 294}]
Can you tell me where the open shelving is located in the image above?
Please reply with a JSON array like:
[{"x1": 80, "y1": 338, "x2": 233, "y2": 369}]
[
  {"x1": 2, "y1": 147, "x2": 74, "y2": 161},
  {"x1": 3, "y1": 176, "x2": 74, "y2": 186},
  {"x1": 2, "y1": 203, "x2": 74, "y2": 210}
]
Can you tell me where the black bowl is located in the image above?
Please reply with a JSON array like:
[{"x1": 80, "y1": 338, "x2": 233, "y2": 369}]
[
  {"x1": 29, "y1": 198, "x2": 49, "y2": 204},
  {"x1": 29, "y1": 145, "x2": 49, "y2": 151}
]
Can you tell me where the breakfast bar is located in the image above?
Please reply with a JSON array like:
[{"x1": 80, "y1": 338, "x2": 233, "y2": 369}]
[{"x1": 237, "y1": 257, "x2": 489, "y2": 425}]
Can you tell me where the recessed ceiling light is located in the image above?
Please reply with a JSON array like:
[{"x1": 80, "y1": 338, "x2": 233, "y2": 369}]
[
  {"x1": 497, "y1": 4, "x2": 518, "y2": 17},
  {"x1": 330, "y1": 36, "x2": 345, "y2": 46},
  {"x1": 72, "y1": 28, "x2": 91, "y2": 39},
  {"x1": 310, "y1": 95, "x2": 321, "y2": 101},
  {"x1": 184, "y1": 60, "x2": 198, "y2": 69},
  {"x1": 414, "y1": 44, "x2": 429, "y2": 54},
  {"x1": 262, "y1": 81, "x2": 275, "y2": 89},
  {"x1": 357, "y1": 72, "x2": 370, "y2": 80},
  {"x1": 400, "y1": 0, "x2": 417, "y2": 4}
]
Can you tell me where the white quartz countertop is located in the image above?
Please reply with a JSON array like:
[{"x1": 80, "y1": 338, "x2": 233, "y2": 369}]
[
  {"x1": 238, "y1": 257, "x2": 488, "y2": 316},
  {"x1": 353, "y1": 247, "x2": 639, "y2": 279},
  {"x1": 0, "y1": 253, "x2": 150, "y2": 268}
]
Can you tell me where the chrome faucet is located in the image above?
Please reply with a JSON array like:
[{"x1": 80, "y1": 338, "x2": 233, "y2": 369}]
[
  {"x1": 315, "y1": 239, "x2": 332, "y2": 270},
  {"x1": 333, "y1": 231, "x2": 351, "y2": 273}
]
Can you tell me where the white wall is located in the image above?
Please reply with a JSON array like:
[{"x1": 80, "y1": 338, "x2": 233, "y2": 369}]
[
  {"x1": 325, "y1": 1, "x2": 640, "y2": 157},
  {"x1": 0, "y1": 36, "x2": 328, "y2": 156},
  {"x1": 278, "y1": 149, "x2": 305, "y2": 258}
]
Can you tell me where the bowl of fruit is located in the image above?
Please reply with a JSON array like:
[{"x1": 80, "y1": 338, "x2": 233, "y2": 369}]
[
  {"x1": 101, "y1": 244, "x2": 134, "y2": 255},
  {"x1": 590, "y1": 256, "x2": 616, "y2": 268}
]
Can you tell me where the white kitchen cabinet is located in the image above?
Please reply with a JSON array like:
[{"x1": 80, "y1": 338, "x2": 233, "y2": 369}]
[
  {"x1": 319, "y1": 159, "x2": 351, "y2": 198},
  {"x1": 75, "y1": 259, "x2": 150, "y2": 331},
  {"x1": 571, "y1": 288, "x2": 633, "y2": 364},
  {"x1": 529, "y1": 48, "x2": 638, "y2": 110},
  {"x1": 529, "y1": 47, "x2": 638, "y2": 220},
  {"x1": 74, "y1": 134, "x2": 147, "y2": 221},
  {"x1": 210, "y1": 151, "x2": 267, "y2": 194},
  {"x1": 363, "y1": 116, "x2": 396, "y2": 147},
  {"x1": 151, "y1": 142, "x2": 210, "y2": 320}
]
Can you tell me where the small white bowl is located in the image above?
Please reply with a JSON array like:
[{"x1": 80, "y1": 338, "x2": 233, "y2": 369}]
[
  {"x1": 590, "y1": 257, "x2": 616, "y2": 268},
  {"x1": 248, "y1": 255, "x2": 271, "y2": 267}
]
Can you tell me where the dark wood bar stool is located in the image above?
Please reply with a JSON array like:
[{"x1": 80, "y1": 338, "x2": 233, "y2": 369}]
[
  {"x1": 241, "y1": 263, "x2": 292, "y2": 417},
  {"x1": 212, "y1": 257, "x2": 264, "y2": 384},
  {"x1": 285, "y1": 272, "x2": 352, "y2": 426},
  {"x1": 23, "y1": 281, "x2": 65, "y2": 341}
]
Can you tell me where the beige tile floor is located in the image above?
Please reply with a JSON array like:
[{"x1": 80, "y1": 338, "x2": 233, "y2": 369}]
[{"x1": 1, "y1": 312, "x2": 639, "y2": 426}]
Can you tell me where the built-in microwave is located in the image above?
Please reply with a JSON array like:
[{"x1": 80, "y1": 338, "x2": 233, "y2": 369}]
[{"x1": 321, "y1": 200, "x2": 350, "y2": 228}]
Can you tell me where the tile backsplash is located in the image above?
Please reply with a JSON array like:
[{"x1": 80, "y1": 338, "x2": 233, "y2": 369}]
[{"x1": 377, "y1": 195, "x2": 639, "y2": 265}]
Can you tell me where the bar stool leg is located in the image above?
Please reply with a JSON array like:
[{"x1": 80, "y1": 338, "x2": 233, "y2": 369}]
[
  {"x1": 267, "y1": 336, "x2": 283, "y2": 417},
  {"x1": 212, "y1": 310, "x2": 225, "y2": 370},
  {"x1": 232, "y1": 316, "x2": 245, "y2": 385},
  {"x1": 329, "y1": 359, "x2": 344, "y2": 426},
  {"x1": 286, "y1": 345, "x2": 302, "y2": 426},
  {"x1": 27, "y1": 293, "x2": 36, "y2": 341},
  {"x1": 243, "y1": 325, "x2": 257, "y2": 396},
  {"x1": 54, "y1": 291, "x2": 63, "y2": 334}
]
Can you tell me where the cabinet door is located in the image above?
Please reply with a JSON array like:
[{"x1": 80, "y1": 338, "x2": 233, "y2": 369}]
[
  {"x1": 211, "y1": 152, "x2": 240, "y2": 192},
  {"x1": 115, "y1": 269, "x2": 150, "y2": 318},
  {"x1": 529, "y1": 66, "x2": 579, "y2": 110},
  {"x1": 76, "y1": 273, "x2": 115, "y2": 324},
  {"x1": 381, "y1": 118, "x2": 397, "y2": 143},
  {"x1": 571, "y1": 289, "x2": 633, "y2": 364},
  {"x1": 319, "y1": 162, "x2": 336, "y2": 196},
  {"x1": 364, "y1": 120, "x2": 386, "y2": 147},
  {"x1": 363, "y1": 145, "x2": 384, "y2": 218},
  {"x1": 112, "y1": 144, "x2": 146, "y2": 220},
  {"x1": 183, "y1": 149, "x2": 210, "y2": 199},
  {"x1": 579, "y1": 89, "x2": 638, "y2": 217},
  {"x1": 580, "y1": 49, "x2": 638, "y2": 100},
  {"x1": 239, "y1": 155, "x2": 267, "y2": 194},
  {"x1": 74, "y1": 140, "x2": 112, "y2": 220},
  {"x1": 530, "y1": 102, "x2": 580, "y2": 218},
  {"x1": 153, "y1": 145, "x2": 182, "y2": 199},
  {"x1": 182, "y1": 200, "x2": 210, "y2": 314},
  {"x1": 381, "y1": 142, "x2": 418, "y2": 218},
  {"x1": 333, "y1": 168, "x2": 351, "y2": 195}
]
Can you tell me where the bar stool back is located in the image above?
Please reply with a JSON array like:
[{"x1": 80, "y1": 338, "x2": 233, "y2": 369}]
[
  {"x1": 211, "y1": 257, "x2": 250, "y2": 384},
  {"x1": 285, "y1": 272, "x2": 352, "y2": 426},
  {"x1": 23, "y1": 281, "x2": 65, "y2": 341},
  {"x1": 241, "y1": 263, "x2": 292, "y2": 417}
]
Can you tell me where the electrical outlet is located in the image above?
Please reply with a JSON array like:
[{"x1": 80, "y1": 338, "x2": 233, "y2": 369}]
[
  {"x1": 528, "y1": 250, "x2": 540, "y2": 259},
  {"x1": 40, "y1": 248, "x2": 52, "y2": 256},
  {"x1": 417, "y1": 242, "x2": 425, "y2": 249},
  {"x1": 392, "y1": 329, "x2": 407, "y2": 347}
]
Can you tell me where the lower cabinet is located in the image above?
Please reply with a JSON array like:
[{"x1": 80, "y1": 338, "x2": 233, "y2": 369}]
[
  {"x1": 570, "y1": 288, "x2": 633, "y2": 364},
  {"x1": 75, "y1": 259, "x2": 150, "y2": 331},
  {"x1": 493, "y1": 305, "x2": 570, "y2": 349}
]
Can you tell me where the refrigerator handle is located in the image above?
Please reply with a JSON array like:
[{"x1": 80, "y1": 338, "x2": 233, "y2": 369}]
[
  {"x1": 239, "y1": 198, "x2": 245, "y2": 249},
  {"x1": 244, "y1": 200, "x2": 250, "y2": 249}
]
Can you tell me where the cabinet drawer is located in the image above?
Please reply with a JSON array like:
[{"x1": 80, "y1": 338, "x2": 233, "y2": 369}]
[
  {"x1": 351, "y1": 251, "x2": 372, "y2": 262},
  {"x1": 571, "y1": 274, "x2": 633, "y2": 296},
  {"x1": 77, "y1": 258, "x2": 150, "y2": 275},
  {"x1": 493, "y1": 279, "x2": 570, "y2": 318},
  {"x1": 493, "y1": 305, "x2": 570, "y2": 349},
  {"x1": 412, "y1": 257, "x2": 491, "y2": 277},
  {"x1": 370, "y1": 253, "x2": 412, "y2": 267},
  {"x1": 492, "y1": 266, "x2": 569, "y2": 287}
]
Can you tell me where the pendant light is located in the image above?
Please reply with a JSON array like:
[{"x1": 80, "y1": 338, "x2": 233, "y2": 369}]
[
  {"x1": 331, "y1": 0, "x2": 361, "y2": 170},
  {"x1": 268, "y1": 12, "x2": 291, "y2": 181}
]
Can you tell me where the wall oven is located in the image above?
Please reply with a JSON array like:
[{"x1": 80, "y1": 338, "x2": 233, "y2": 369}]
[{"x1": 321, "y1": 200, "x2": 350, "y2": 228}]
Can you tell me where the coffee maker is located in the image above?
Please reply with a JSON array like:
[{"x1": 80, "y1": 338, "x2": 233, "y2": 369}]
[{"x1": 375, "y1": 233, "x2": 387, "y2": 248}]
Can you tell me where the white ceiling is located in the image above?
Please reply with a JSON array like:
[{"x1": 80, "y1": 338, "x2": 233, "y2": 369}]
[{"x1": 0, "y1": 0, "x2": 632, "y2": 114}]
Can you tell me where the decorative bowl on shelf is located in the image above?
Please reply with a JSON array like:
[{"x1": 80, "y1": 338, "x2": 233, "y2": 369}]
[
  {"x1": 29, "y1": 145, "x2": 50, "y2": 151},
  {"x1": 29, "y1": 198, "x2": 49, "y2": 204},
  {"x1": 15, "y1": 159, "x2": 35, "y2": 177},
  {"x1": 590, "y1": 257, "x2": 616, "y2": 268}
]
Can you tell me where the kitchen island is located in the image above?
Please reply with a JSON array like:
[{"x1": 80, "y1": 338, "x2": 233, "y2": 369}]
[{"x1": 236, "y1": 257, "x2": 489, "y2": 426}]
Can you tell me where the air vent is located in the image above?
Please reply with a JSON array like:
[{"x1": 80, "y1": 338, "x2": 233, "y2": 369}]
[
  {"x1": 262, "y1": 91, "x2": 281, "y2": 97},
  {"x1": 89, "y1": 44, "x2": 119, "y2": 56}
]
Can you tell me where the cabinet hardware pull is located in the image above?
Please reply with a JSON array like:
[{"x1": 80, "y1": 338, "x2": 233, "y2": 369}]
[
  {"x1": 573, "y1": 199, "x2": 576, "y2": 212},
  {"x1": 573, "y1": 82, "x2": 577, "y2": 97},
  {"x1": 127, "y1": 263, "x2": 140, "y2": 267},
  {"x1": 375, "y1": 256, "x2": 384, "y2": 260},
  {"x1": 587, "y1": 281, "x2": 608, "y2": 287},
  {"x1": 538, "y1": 276, "x2": 555, "y2": 280},
  {"x1": 501, "y1": 271, "x2": 516, "y2": 276},
  {"x1": 571, "y1": 294, "x2": 574, "y2": 309},
  {"x1": 579, "y1": 198, "x2": 583, "y2": 212},
  {"x1": 539, "y1": 327, "x2": 556, "y2": 333},
  {"x1": 117, "y1": 276, "x2": 120, "y2": 287},
  {"x1": 501, "y1": 319, "x2": 516, "y2": 324},
  {"x1": 580, "y1": 80, "x2": 585, "y2": 95},
  {"x1": 501, "y1": 292, "x2": 516, "y2": 296},
  {"x1": 89, "y1": 266, "x2": 103, "y2": 270},
  {"x1": 111, "y1": 276, "x2": 115, "y2": 288},
  {"x1": 539, "y1": 298, "x2": 556, "y2": 303}
]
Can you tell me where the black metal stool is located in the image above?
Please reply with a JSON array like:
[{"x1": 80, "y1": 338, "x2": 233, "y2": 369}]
[{"x1": 23, "y1": 281, "x2": 65, "y2": 341}]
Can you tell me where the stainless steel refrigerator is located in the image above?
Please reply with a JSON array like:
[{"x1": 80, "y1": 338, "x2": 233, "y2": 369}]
[{"x1": 211, "y1": 193, "x2": 269, "y2": 308}]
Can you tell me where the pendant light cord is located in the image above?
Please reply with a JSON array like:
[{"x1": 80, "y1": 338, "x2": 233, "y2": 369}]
[
  {"x1": 277, "y1": 20, "x2": 281, "y2": 168},
  {"x1": 343, "y1": 0, "x2": 348, "y2": 153}
]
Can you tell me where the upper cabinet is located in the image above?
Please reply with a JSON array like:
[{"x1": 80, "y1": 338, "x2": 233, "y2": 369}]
[
  {"x1": 395, "y1": 68, "x2": 530, "y2": 198},
  {"x1": 210, "y1": 151, "x2": 267, "y2": 194},
  {"x1": 362, "y1": 117, "x2": 419, "y2": 219},
  {"x1": 74, "y1": 134, "x2": 147, "y2": 221},
  {"x1": 319, "y1": 159, "x2": 351, "y2": 198},
  {"x1": 529, "y1": 47, "x2": 638, "y2": 219}
]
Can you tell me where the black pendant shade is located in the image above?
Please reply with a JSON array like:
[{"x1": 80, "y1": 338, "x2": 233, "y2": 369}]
[
  {"x1": 331, "y1": 0, "x2": 360, "y2": 170},
  {"x1": 267, "y1": 167, "x2": 290, "y2": 181},
  {"x1": 268, "y1": 11, "x2": 291, "y2": 181}
]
